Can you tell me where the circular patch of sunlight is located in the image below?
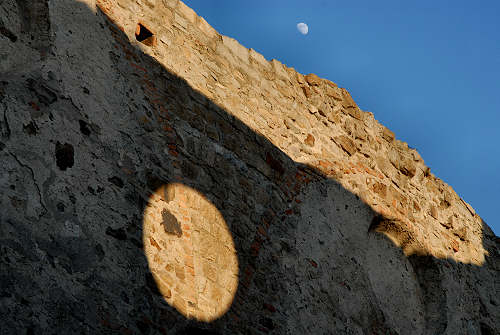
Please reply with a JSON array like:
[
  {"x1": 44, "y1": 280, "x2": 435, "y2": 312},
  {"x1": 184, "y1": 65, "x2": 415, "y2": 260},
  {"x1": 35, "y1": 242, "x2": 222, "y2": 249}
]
[{"x1": 143, "y1": 183, "x2": 238, "y2": 322}]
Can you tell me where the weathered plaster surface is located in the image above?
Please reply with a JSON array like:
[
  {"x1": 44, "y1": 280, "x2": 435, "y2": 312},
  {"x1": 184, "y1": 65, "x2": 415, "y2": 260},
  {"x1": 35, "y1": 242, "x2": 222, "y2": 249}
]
[{"x1": 0, "y1": 0, "x2": 498, "y2": 334}]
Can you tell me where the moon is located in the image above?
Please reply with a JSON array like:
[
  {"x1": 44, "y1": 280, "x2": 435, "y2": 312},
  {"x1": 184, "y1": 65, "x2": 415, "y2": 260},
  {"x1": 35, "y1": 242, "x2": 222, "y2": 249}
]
[{"x1": 297, "y1": 22, "x2": 308, "y2": 35}]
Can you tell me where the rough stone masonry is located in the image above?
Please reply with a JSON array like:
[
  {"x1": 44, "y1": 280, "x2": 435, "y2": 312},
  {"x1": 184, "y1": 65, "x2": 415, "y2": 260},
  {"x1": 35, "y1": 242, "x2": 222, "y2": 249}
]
[{"x1": 0, "y1": 0, "x2": 498, "y2": 334}]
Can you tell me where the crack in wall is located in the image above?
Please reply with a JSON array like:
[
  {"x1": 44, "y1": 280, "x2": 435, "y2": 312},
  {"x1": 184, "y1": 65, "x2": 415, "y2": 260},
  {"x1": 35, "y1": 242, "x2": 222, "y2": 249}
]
[
  {"x1": 1, "y1": 103, "x2": 11, "y2": 139},
  {"x1": 9, "y1": 151, "x2": 48, "y2": 219}
]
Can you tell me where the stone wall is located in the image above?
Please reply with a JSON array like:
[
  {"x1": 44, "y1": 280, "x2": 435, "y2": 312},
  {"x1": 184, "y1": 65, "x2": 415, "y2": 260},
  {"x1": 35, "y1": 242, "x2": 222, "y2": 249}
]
[
  {"x1": 101, "y1": 0, "x2": 491, "y2": 265},
  {"x1": 0, "y1": 0, "x2": 498, "y2": 334}
]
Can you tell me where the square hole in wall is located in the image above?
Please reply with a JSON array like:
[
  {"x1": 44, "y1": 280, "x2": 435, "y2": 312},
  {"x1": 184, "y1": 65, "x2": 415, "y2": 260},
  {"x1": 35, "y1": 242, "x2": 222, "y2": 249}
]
[{"x1": 135, "y1": 23, "x2": 156, "y2": 46}]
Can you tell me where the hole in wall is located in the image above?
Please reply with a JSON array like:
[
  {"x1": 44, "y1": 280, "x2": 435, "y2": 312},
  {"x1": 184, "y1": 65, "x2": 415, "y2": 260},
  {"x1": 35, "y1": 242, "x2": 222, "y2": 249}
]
[
  {"x1": 135, "y1": 22, "x2": 156, "y2": 46},
  {"x1": 0, "y1": 26, "x2": 17, "y2": 43},
  {"x1": 55, "y1": 142, "x2": 74, "y2": 171}
]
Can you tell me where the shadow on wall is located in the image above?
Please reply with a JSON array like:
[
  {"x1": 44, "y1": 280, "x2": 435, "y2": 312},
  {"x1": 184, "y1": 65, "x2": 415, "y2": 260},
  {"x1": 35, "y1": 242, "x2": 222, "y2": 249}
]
[{"x1": 0, "y1": 1, "x2": 498, "y2": 334}]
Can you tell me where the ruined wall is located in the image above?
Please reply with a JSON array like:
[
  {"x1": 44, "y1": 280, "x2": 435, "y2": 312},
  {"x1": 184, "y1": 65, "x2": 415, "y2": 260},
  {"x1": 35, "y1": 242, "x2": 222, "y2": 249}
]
[{"x1": 0, "y1": 0, "x2": 498, "y2": 334}]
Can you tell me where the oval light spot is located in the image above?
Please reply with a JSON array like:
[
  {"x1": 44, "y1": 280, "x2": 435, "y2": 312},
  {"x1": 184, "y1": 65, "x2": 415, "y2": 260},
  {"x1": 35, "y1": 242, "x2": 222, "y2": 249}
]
[{"x1": 143, "y1": 183, "x2": 238, "y2": 322}]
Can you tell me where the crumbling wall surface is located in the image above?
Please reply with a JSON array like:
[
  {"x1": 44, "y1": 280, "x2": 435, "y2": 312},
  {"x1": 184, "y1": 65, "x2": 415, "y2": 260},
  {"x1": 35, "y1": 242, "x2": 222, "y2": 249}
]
[
  {"x1": 0, "y1": 0, "x2": 51, "y2": 74},
  {"x1": 0, "y1": 0, "x2": 498, "y2": 334}
]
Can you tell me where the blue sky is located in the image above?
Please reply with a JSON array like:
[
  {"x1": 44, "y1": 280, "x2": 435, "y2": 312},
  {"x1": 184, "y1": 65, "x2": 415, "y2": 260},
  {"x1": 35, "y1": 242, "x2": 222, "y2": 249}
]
[{"x1": 184, "y1": 0, "x2": 500, "y2": 235}]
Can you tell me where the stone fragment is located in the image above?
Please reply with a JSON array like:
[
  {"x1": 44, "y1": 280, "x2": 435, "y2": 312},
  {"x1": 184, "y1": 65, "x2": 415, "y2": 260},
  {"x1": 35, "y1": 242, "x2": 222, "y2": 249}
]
[
  {"x1": 327, "y1": 108, "x2": 341, "y2": 124},
  {"x1": 389, "y1": 186, "x2": 407, "y2": 209},
  {"x1": 157, "y1": 280, "x2": 172, "y2": 298},
  {"x1": 301, "y1": 86, "x2": 312, "y2": 98},
  {"x1": 143, "y1": 0, "x2": 157, "y2": 9},
  {"x1": 308, "y1": 105, "x2": 318, "y2": 115},
  {"x1": 305, "y1": 73, "x2": 321, "y2": 86},
  {"x1": 174, "y1": 13, "x2": 188, "y2": 29},
  {"x1": 399, "y1": 158, "x2": 416, "y2": 178},
  {"x1": 441, "y1": 215, "x2": 454, "y2": 229},
  {"x1": 161, "y1": 209, "x2": 183, "y2": 237},
  {"x1": 453, "y1": 227, "x2": 467, "y2": 241},
  {"x1": 430, "y1": 205, "x2": 438, "y2": 219},
  {"x1": 341, "y1": 88, "x2": 358, "y2": 109},
  {"x1": 381, "y1": 127, "x2": 395, "y2": 142},
  {"x1": 334, "y1": 135, "x2": 357, "y2": 156},
  {"x1": 284, "y1": 118, "x2": 300, "y2": 134},
  {"x1": 304, "y1": 134, "x2": 315, "y2": 147},
  {"x1": 326, "y1": 81, "x2": 338, "y2": 88},
  {"x1": 372, "y1": 182, "x2": 387, "y2": 198},
  {"x1": 316, "y1": 102, "x2": 332, "y2": 118},
  {"x1": 296, "y1": 73, "x2": 306, "y2": 84},
  {"x1": 347, "y1": 107, "x2": 363, "y2": 121},
  {"x1": 344, "y1": 119, "x2": 368, "y2": 141},
  {"x1": 411, "y1": 149, "x2": 423, "y2": 162},
  {"x1": 376, "y1": 155, "x2": 395, "y2": 178},
  {"x1": 443, "y1": 191, "x2": 454, "y2": 207},
  {"x1": 325, "y1": 86, "x2": 342, "y2": 100}
]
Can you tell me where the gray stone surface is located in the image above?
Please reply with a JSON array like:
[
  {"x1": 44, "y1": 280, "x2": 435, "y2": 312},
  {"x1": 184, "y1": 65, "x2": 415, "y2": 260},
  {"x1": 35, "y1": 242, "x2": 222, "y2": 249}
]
[{"x1": 0, "y1": 1, "x2": 498, "y2": 334}]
